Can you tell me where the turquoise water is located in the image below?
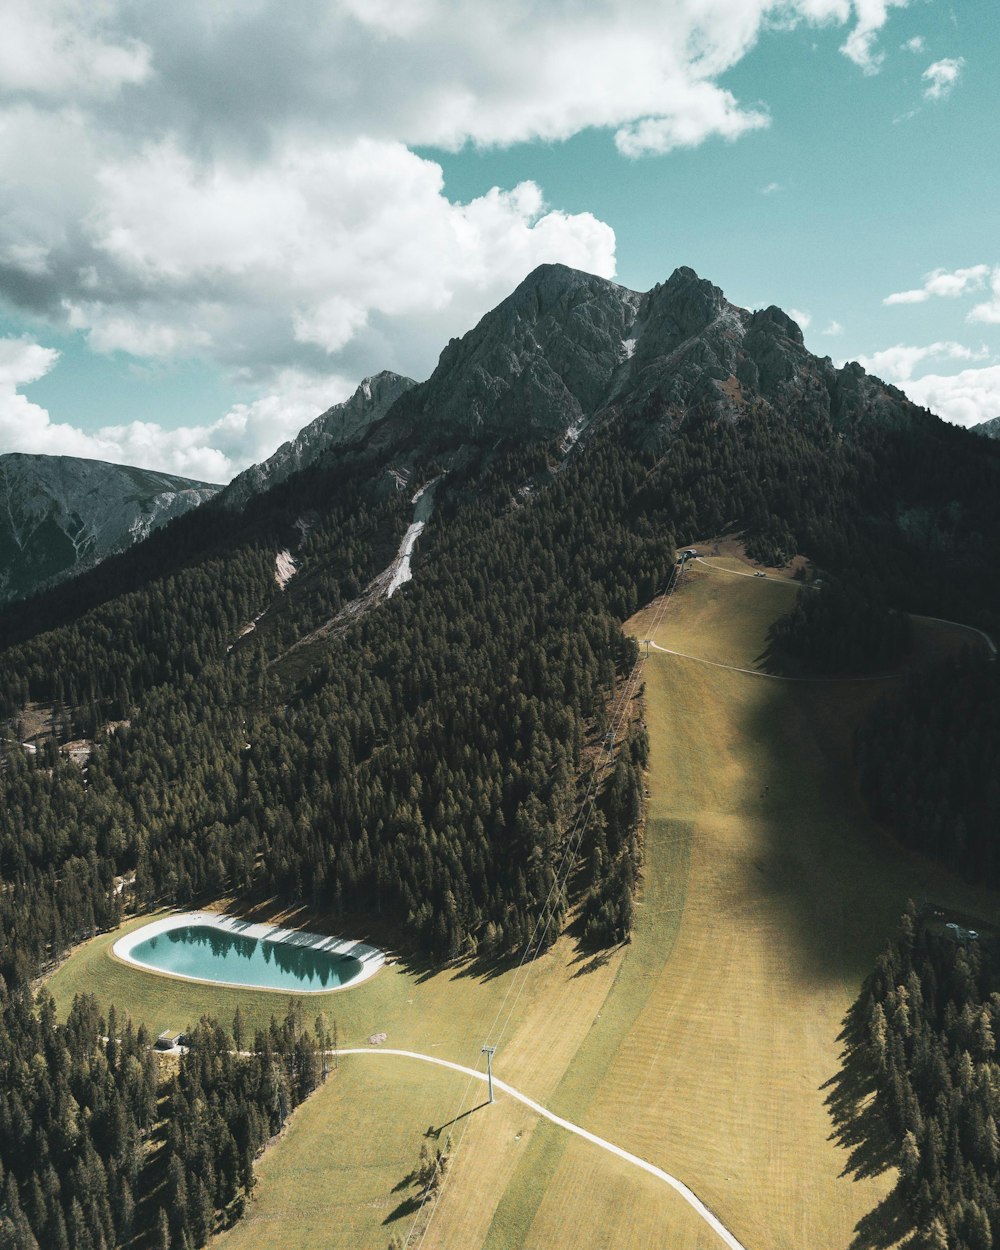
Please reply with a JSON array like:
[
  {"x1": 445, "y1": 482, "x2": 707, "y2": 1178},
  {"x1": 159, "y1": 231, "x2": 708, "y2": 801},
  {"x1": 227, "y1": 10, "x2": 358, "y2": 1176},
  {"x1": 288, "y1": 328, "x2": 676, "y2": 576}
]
[{"x1": 129, "y1": 925, "x2": 364, "y2": 991}]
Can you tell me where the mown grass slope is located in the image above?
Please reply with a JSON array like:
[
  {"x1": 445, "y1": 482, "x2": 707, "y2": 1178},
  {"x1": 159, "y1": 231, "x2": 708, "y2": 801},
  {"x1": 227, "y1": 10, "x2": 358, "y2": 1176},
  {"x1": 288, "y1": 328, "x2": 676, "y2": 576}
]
[
  {"x1": 48, "y1": 556, "x2": 999, "y2": 1250},
  {"x1": 463, "y1": 559, "x2": 999, "y2": 1250}
]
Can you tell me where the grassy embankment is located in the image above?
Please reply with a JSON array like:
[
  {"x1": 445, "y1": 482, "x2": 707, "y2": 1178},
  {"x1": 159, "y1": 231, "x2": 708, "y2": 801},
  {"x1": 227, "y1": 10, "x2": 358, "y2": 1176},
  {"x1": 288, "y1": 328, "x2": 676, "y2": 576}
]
[{"x1": 48, "y1": 555, "x2": 999, "y2": 1249}]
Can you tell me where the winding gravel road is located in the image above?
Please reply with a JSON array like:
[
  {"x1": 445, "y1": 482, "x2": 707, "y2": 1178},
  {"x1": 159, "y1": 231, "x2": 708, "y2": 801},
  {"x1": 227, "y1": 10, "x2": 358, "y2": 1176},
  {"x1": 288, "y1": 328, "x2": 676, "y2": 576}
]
[{"x1": 339, "y1": 1047, "x2": 749, "y2": 1250}]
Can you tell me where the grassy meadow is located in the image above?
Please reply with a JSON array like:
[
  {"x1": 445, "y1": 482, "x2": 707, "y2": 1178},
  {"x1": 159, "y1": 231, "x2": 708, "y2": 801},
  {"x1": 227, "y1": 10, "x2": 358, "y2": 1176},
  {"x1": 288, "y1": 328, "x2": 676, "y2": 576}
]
[{"x1": 46, "y1": 553, "x2": 1000, "y2": 1250}]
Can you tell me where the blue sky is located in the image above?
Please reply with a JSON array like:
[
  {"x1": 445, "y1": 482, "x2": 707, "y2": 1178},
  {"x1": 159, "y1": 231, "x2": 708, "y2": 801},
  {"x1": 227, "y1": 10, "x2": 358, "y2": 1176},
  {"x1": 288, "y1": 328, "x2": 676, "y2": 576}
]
[{"x1": 0, "y1": 0, "x2": 996, "y2": 481}]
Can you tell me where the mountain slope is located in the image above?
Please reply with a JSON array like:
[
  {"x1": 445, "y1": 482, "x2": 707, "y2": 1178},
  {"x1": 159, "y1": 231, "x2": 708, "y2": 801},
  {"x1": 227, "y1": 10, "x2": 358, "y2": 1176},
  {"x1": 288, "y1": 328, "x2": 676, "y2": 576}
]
[
  {"x1": 973, "y1": 415, "x2": 1000, "y2": 438},
  {"x1": 0, "y1": 453, "x2": 219, "y2": 606},
  {"x1": 2, "y1": 260, "x2": 999, "y2": 977},
  {"x1": 218, "y1": 370, "x2": 416, "y2": 510}
]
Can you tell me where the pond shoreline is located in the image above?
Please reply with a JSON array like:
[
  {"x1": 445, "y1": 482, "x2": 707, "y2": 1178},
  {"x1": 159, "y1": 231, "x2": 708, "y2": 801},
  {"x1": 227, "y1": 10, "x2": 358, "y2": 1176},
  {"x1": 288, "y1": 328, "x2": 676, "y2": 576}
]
[{"x1": 112, "y1": 911, "x2": 384, "y2": 994}]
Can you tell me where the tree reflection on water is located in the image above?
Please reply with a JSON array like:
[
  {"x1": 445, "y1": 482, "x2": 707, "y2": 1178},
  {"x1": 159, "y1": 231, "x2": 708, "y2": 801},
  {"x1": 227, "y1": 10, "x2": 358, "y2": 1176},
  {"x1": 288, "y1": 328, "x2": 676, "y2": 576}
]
[{"x1": 135, "y1": 925, "x2": 364, "y2": 988}]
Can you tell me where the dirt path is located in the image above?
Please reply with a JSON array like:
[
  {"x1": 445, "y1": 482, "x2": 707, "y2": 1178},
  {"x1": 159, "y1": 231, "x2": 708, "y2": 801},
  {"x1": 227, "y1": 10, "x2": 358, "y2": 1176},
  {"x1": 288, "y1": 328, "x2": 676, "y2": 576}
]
[
  {"x1": 647, "y1": 640, "x2": 899, "y2": 683},
  {"x1": 337, "y1": 1047, "x2": 750, "y2": 1250},
  {"x1": 695, "y1": 557, "x2": 997, "y2": 656}
]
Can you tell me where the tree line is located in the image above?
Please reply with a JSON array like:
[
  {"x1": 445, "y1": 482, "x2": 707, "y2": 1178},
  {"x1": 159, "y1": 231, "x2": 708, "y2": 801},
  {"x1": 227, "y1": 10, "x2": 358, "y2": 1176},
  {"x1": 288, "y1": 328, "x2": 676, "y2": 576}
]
[
  {"x1": 768, "y1": 576, "x2": 913, "y2": 675},
  {"x1": 855, "y1": 651, "x2": 1000, "y2": 883},
  {"x1": 0, "y1": 985, "x2": 331, "y2": 1250},
  {"x1": 832, "y1": 906, "x2": 1000, "y2": 1249}
]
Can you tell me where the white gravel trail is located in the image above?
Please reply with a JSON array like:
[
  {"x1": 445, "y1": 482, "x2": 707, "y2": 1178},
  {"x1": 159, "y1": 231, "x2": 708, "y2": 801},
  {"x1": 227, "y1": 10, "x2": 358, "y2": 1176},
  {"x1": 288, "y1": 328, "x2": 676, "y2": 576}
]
[{"x1": 338, "y1": 1047, "x2": 750, "y2": 1250}]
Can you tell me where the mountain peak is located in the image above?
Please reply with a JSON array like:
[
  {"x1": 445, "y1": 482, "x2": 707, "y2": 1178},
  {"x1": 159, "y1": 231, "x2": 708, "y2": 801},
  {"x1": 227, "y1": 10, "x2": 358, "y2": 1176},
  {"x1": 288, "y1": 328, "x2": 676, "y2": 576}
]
[
  {"x1": 363, "y1": 260, "x2": 923, "y2": 450},
  {"x1": 973, "y1": 415, "x2": 1000, "y2": 439},
  {"x1": 219, "y1": 369, "x2": 416, "y2": 509},
  {"x1": 750, "y1": 304, "x2": 805, "y2": 346}
]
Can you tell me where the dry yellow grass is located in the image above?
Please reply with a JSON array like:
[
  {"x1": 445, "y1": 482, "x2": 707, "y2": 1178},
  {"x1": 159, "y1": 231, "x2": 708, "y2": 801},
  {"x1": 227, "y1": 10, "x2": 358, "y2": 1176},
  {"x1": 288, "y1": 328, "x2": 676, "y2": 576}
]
[
  {"x1": 468, "y1": 555, "x2": 1000, "y2": 1250},
  {"x1": 50, "y1": 551, "x2": 1000, "y2": 1250},
  {"x1": 216, "y1": 1055, "x2": 495, "y2": 1250}
]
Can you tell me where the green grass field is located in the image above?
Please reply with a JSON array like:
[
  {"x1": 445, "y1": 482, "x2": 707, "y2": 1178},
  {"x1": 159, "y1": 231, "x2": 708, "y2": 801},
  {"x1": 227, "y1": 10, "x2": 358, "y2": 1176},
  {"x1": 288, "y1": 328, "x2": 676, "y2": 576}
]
[{"x1": 46, "y1": 554, "x2": 1000, "y2": 1250}]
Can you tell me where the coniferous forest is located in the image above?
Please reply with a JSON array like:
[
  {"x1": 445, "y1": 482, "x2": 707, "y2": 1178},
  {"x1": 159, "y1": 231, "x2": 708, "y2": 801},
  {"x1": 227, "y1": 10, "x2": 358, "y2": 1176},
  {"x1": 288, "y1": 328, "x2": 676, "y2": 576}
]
[
  {"x1": 768, "y1": 576, "x2": 913, "y2": 674},
  {"x1": 0, "y1": 987, "x2": 327, "y2": 1249},
  {"x1": 831, "y1": 908, "x2": 1000, "y2": 1250},
  {"x1": 1, "y1": 391, "x2": 1000, "y2": 1245},
  {"x1": 855, "y1": 652, "x2": 1000, "y2": 884}
]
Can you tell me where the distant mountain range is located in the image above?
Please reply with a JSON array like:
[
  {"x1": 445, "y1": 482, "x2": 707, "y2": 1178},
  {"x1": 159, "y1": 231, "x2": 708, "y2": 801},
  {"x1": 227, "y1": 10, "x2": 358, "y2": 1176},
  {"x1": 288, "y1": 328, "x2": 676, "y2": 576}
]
[
  {"x1": 973, "y1": 416, "x2": 1000, "y2": 439},
  {"x1": 0, "y1": 454, "x2": 219, "y2": 607}
]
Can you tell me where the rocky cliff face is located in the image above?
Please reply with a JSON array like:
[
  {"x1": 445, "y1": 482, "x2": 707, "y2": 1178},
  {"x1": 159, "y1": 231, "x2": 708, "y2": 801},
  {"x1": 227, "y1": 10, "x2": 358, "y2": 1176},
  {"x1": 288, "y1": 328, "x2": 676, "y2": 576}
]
[
  {"x1": 0, "y1": 454, "x2": 219, "y2": 606},
  {"x1": 374, "y1": 263, "x2": 923, "y2": 453},
  {"x1": 219, "y1": 370, "x2": 416, "y2": 509},
  {"x1": 973, "y1": 416, "x2": 1000, "y2": 439},
  {"x1": 390, "y1": 265, "x2": 640, "y2": 443}
]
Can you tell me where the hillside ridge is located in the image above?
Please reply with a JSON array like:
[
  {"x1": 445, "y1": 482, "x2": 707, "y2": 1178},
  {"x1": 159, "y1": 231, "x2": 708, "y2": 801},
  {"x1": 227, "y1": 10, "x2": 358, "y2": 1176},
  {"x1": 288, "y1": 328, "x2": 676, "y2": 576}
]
[{"x1": 0, "y1": 452, "x2": 219, "y2": 607}]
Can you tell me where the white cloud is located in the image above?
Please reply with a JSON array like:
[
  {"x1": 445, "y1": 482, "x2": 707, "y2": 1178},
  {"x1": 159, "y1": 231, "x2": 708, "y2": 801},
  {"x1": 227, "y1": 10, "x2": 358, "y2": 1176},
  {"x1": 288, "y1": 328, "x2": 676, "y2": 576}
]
[
  {"x1": 0, "y1": 337, "x2": 60, "y2": 389},
  {"x1": 905, "y1": 366, "x2": 1000, "y2": 429},
  {"x1": 0, "y1": 1, "x2": 901, "y2": 152},
  {"x1": 840, "y1": 0, "x2": 910, "y2": 74},
  {"x1": 884, "y1": 287, "x2": 927, "y2": 305},
  {"x1": 822, "y1": 320, "x2": 844, "y2": 336},
  {"x1": 0, "y1": 337, "x2": 351, "y2": 480},
  {"x1": 854, "y1": 339, "x2": 1000, "y2": 429},
  {"x1": 968, "y1": 269, "x2": 1000, "y2": 325},
  {"x1": 614, "y1": 87, "x2": 769, "y2": 157},
  {"x1": 901, "y1": 35, "x2": 924, "y2": 53},
  {"x1": 922, "y1": 57, "x2": 965, "y2": 101},
  {"x1": 0, "y1": 0, "x2": 916, "y2": 473},
  {"x1": 760, "y1": 181, "x2": 782, "y2": 195},
  {"x1": 857, "y1": 340, "x2": 986, "y2": 383},
  {"x1": 883, "y1": 264, "x2": 990, "y2": 305},
  {"x1": 789, "y1": 308, "x2": 812, "y2": 329},
  {"x1": 0, "y1": 0, "x2": 151, "y2": 100},
  {"x1": 58, "y1": 137, "x2": 615, "y2": 378}
]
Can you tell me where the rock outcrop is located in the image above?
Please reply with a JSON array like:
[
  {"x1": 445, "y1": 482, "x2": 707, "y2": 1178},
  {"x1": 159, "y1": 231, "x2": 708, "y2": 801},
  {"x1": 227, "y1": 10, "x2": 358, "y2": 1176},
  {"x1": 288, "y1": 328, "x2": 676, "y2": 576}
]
[
  {"x1": 369, "y1": 263, "x2": 924, "y2": 453},
  {"x1": 219, "y1": 370, "x2": 416, "y2": 509},
  {"x1": 972, "y1": 416, "x2": 1000, "y2": 439}
]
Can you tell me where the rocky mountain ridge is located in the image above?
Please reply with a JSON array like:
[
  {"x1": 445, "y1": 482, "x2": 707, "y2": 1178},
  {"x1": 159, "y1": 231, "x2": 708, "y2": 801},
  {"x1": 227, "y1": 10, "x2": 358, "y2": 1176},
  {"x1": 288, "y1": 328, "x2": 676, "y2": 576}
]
[
  {"x1": 973, "y1": 416, "x2": 1000, "y2": 439},
  {"x1": 0, "y1": 454, "x2": 219, "y2": 606},
  {"x1": 0, "y1": 262, "x2": 937, "y2": 613},
  {"x1": 368, "y1": 263, "x2": 923, "y2": 455},
  {"x1": 218, "y1": 370, "x2": 416, "y2": 509}
]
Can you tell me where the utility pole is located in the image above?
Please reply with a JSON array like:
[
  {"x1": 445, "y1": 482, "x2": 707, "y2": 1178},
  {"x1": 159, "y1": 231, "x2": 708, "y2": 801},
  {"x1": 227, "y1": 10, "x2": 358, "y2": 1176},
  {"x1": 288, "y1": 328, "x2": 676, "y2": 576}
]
[
  {"x1": 644, "y1": 638, "x2": 651, "y2": 658},
  {"x1": 481, "y1": 1045, "x2": 496, "y2": 1104}
]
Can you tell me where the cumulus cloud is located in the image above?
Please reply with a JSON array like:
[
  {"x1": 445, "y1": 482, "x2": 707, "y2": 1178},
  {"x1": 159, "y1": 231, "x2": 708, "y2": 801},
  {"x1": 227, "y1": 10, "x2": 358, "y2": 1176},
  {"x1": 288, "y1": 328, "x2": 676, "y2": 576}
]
[
  {"x1": 856, "y1": 340, "x2": 986, "y2": 383},
  {"x1": 905, "y1": 366, "x2": 1000, "y2": 429},
  {"x1": 901, "y1": 35, "x2": 924, "y2": 53},
  {"x1": 883, "y1": 265, "x2": 990, "y2": 305},
  {"x1": 922, "y1": 57, "x2": 965, "y2": 101},
  {"x1": 55, "y1": 139, "x2": 616, "y2": 384},
  {"x1": 0, "y1": 0, "x2": 151, "y2": 100},
  {"x1": 822, "y1": 320, "x2": 844, "y2": 336},
  {"x1": 0, "y1": 338, "x2": 353, "y2": 480},
  {"x1": 0, "y1": 0, "x2": 915, "y2": 474},
  {"x1": 759, "y1": 181, "x2": 782, "y2": 195},
  {"x1": 853, "y1": 340, "x2": 999, "y2": 429},
  {"x1": 968, "y1": 270, "x2": 1000, "y2": 325},
  {"x1": 614, "y1": 87, "x2": 769, "y2": 157},
  {"x1": 789, "y1": 308, "x2": 812, "y2": 329},
  {"x1": 840, "y1": 0, "x2": 910, "y2": 74}
]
